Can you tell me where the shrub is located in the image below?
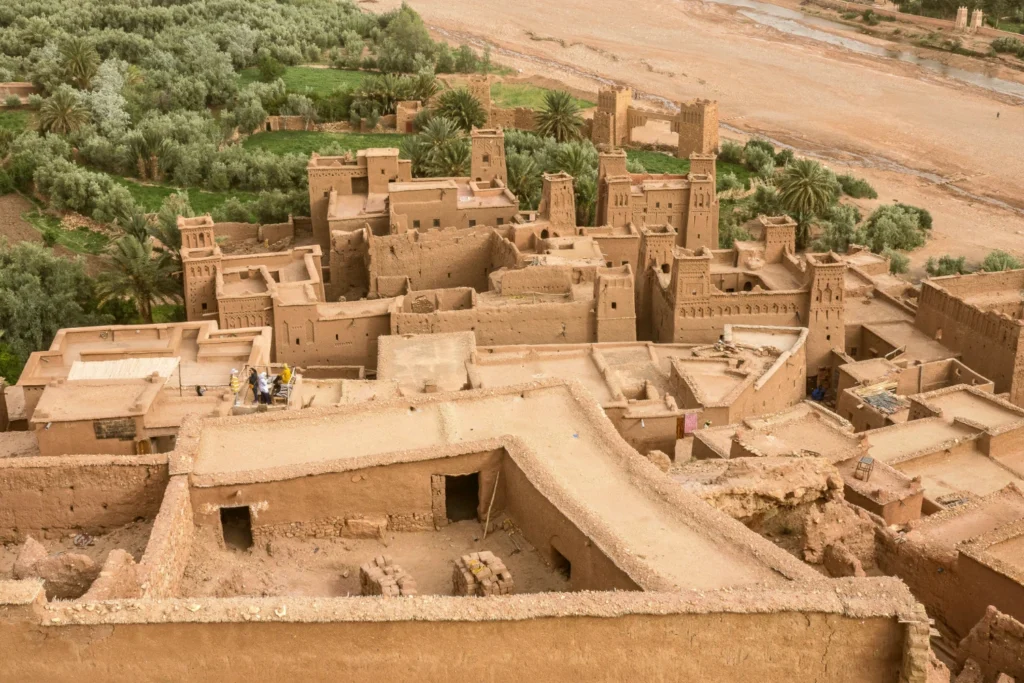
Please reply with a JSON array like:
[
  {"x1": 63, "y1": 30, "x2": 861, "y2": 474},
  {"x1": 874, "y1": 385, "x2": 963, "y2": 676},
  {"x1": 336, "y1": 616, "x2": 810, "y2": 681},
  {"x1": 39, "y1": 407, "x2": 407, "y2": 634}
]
[
  {"x1": 719, "y1": 214, "x2": 752, "y2": 249},
  {"x1": 991, "y1": 37, "x2": 1024, "y2": 57},
  {"x1": 4, "y1": 95, "x2": 20, "y2": 108},
  {"x1": 774, "y1": 149, "x2": 794, "y2": 167},
  {"x1": 837, "y1": 174, "x2": 878, "y2": 199},
  {"x1": 719, "y1": 141, "x2": 744, "y2": 164},
  {"x1": 925, "y1": 254, "x2": 968, "y2": 277},
  {"x1": 882, "y1": 248, "x2": 909, "y2": 274},
  {"x1": 743, "y1": 146, "x2": 774, "y2": 173},
  {"x1": 257, "y1": 53, "x2": 286, "y2": 82},
  {"x1": 862, "y1": 9, "x2": 880, "y2": 25},
  {"x1": 858, "y1": 204, "x2": 927, "y2": 252},
  {"x1": 717, "y1": 171, "x2": 743, "y2": 193},
  {"x1": 744, "y1": 138, "x2": 775, "y2": 157},
  {"x1": 981, "y1": 249, "x2": 1022, "y2": 272}
]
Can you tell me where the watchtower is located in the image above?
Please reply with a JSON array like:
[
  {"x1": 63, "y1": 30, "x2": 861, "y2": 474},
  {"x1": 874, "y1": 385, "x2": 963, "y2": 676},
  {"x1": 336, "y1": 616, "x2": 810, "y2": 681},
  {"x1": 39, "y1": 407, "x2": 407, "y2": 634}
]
[
  {"x1": 470, "y1": 128, "x2": 507, "y2": 184},
  {"x1": 677, "y1": 99, "x2": 719, "y2": 159}
]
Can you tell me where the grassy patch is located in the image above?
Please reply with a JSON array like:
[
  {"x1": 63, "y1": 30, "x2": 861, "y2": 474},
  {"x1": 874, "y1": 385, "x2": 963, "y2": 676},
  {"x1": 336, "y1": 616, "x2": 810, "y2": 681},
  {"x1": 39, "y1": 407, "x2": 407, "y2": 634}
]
[
  {"x1": 0, "y1": 109, "x2": 31, "y2": 132},
  {"x1": 238, "y1": 66, "x2": 368, "y2": 96},
  {"x1": 23, "y1": 210, "x2": 110, "y2": 255},
  {"x1": 490, "y1": 83, "x2": 595, "y2": 110},
  {"x1": 626, "y1": 149, "x2": 753, "y2": 187},
  {"x1": 112, "y1": 177, "x2": 259, "y2": 214},
  {"x1": 243, "y1": 130, "x2": 405, "y2": 156}
]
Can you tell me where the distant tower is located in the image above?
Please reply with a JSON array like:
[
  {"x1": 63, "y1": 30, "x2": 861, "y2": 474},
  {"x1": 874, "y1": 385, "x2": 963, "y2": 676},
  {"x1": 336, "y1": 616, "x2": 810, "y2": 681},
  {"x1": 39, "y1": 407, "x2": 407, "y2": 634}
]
[
  {"x1": 592, "y1": 87, "x2": 633, "y2": 147},
  {"x1": 679, "y1": 174, "x2": 718, "y2": 251},
  {"x1": 470, "y1": 128, "x2": 507, "y2": 184},
  {"x1": 178, "y1": 215, "x2": 215, "y2": 250},
  {"x1": 594, "y1": 265, "x2": 637, "y2": 342},
  {"x1": 954, "y1": 6, "x2": 968, "y2": 31},
  {"x1": 466, "y1": 75, "x2": 493, "y2": 113},
  {"x1": 970, "y1": 8, "x2": 983, "y2": 31},
  {"x1": 688, "y1": 152, "x2": 717, "y2": 185},
  {"x1": 597, "y1": 148, "x2": 631, "y2": 227},
  {"x1": 677, "y1": 100, "x2": 719, "y2": 159},
  {"x1": 662, "y1": 248, "x2": 713, "y2": 343},
  {"x1": 805, "y1": 253, "x2": 847, "y2": 379},
  {"x1": 538, "y1": 172, "x2": 577, "y2": 230},
  {"x1": 760, "y1": 215, "x2": 797, "y2": 263}
]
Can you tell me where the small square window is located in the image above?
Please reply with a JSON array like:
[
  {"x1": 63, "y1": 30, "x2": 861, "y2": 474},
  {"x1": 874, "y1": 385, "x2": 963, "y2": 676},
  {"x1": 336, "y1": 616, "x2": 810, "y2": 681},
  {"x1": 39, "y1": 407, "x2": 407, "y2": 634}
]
[
  {"x1": 413, "y1": 220, "x2": 421, "y2": 228},
  {"x1": 611, "y1": 302, "x2": 617, "y2": 309},
  {"x1": 201, "y1": 303, "x2": 207, "y2": 310},
  {"x1": 656, "y1": 202, "x2": 660, "y2": 209},
  {"x1": 469, "y1": 219, "x2": 476, "y2": 227},
  {"x1": 433, "y1": 219, "x2": 440, "y2": 227},
  {"x1": 668, "y1": 203, "x2": 673, "y2": 208},
  {"x1": 323, "y1": 191, "x2": 330, "y2": 198},
  {"x1": 606, "y1": 261, "x2": 613, "y2": 267},
  {"x1": 483, "y1": 154, "x2": 490, "y2": 163},
  {"x1": 496, "y1": 218, "x2": 504, "y2": 225}
]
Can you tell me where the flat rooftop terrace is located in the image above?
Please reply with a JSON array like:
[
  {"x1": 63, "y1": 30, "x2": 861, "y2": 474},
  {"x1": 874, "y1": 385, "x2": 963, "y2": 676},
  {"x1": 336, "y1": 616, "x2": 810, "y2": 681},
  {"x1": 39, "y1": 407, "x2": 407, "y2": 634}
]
[{"x1": 188, "y1": 382, "x2": 813, "y2": 591}]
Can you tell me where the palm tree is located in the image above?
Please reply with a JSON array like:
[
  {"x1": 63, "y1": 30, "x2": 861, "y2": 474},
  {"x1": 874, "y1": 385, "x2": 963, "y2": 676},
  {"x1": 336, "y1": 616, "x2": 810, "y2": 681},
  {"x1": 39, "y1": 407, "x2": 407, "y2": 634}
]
[
  {"x1": 60, "y1": 37, "x2": 100, "y2": 90},
  {"x1": 553, "y1": 140, "x2": 598, "y2": 181},
  {"x1": 776, "y1": 159, "x2": 837, "y2": 248},
  {"x1": 96, "y1": 236, "x2": 181, "y2": 324},
  {"x1": 38, "y1": 86, "x2": 91, "y2": 136},
  {"x1": 536, "y1": 91, "x2": 584, "y2": 143},
  {"x1": 114, "y1": 208, "x2": 153, "y2": 243},
  {"x1": 151, "y1": 192, "x2": 193, "y2": 282},
  {"x1": 420, "y1": 117, "x2": 463, "y2": 154},
  {"x1": 411, "y1": 73, "x2": 439, "y2": 103},
  {"x1": 425, "y1": 139, "x2": 471, "y2": 178},
  {"x1": 506, "y1": 152, "x2": 541, "y2": 209},
  {"x1": 434, "y1": 88, "x2": 486, "y2": 132}
]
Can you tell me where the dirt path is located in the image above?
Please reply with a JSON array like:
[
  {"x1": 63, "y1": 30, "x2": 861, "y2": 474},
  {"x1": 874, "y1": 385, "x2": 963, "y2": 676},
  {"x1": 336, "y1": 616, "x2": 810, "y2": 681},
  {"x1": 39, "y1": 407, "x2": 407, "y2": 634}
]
[
  {"x1": 0, "y1": 194, "x2": 42, "y2": 244},
  {"x1": 380, "y1": 0, "x2": 1024, "y2": 271}
]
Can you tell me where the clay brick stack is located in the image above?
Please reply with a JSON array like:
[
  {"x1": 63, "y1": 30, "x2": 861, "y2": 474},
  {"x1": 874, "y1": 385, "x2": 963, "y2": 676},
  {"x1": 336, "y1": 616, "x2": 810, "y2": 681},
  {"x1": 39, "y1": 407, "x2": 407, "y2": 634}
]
[
  {"x1": 359, "y1": 555, "x2": 417, "y2": 597},
  {"x1": 452, "y1": 551, "x2": 514, "y2": 597}
]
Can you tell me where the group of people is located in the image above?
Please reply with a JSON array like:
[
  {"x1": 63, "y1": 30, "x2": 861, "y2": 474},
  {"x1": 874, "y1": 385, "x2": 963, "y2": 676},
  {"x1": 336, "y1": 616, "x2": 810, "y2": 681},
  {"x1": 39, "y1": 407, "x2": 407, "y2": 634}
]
[{"x1": 232, "y1": 365, "x2": 292, "y2": 406}]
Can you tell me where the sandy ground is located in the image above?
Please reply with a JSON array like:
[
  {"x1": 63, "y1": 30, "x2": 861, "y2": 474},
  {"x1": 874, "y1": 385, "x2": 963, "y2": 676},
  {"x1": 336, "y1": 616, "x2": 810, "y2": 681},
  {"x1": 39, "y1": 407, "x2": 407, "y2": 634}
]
[
  {"x1": 379, "y1": 0, "x2": 1024, "y2": 274},
  {"x1": 180, "y1": 518, "x2": 570, "y2": 598}
]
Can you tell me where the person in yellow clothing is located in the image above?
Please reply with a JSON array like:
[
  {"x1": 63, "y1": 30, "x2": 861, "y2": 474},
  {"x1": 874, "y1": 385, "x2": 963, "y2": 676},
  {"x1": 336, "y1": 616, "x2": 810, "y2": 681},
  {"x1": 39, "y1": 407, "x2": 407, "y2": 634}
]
[{"x1": 281, "y1": 364, "x2": 292, "y2": 384}]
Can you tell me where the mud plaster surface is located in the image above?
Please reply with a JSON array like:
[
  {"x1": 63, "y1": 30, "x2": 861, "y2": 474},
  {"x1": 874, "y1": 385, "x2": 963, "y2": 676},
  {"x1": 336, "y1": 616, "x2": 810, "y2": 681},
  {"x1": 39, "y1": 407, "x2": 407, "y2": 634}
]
[
  {"x1": 181, "y1": 519, "x2": 569, "y2": 598},
  {"x1": 184, "y1": 382, "x2": 817, "y2": 592},
  {"x1": 0, "y1": 519, "x2": 153, "y2": 582}
]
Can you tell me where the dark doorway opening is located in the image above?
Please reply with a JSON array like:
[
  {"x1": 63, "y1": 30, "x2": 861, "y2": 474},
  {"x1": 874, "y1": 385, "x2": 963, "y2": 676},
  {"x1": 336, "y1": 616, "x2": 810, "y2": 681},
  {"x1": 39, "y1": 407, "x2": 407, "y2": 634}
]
[
  {"x1": 220, "y1": 506, "x2": 253, "y2": 550},
  {"x1": 743, "y1": 281, "x2": 753, "y2": 291},
  {"x1": 445, "y1": 473, "x2": 479, "y2": 522},
  {"x1": 551, "y1": 547, "x2": 571, "y2": 580}
]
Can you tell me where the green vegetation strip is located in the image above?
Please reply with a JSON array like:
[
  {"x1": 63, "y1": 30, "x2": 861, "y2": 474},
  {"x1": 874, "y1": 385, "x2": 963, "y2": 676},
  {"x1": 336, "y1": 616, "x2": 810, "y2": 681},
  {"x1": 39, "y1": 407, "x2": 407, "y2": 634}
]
[
  {"x1": 111, "y1": 177, "x2": 260, "y2": 214},
  {"x1": 626, "y1": 149, "x2": 753, "y2": 187},
  {"x1": 22, "y1": 210, "x2": 109, "y2": 255},
  {"x1": 243, "y1": 130, "x2": 407, "y2": 156},
  {"x1": 490, "y1": 83, "x2": 594, "y2": 110},
  {"x1": 0, "y1": 109, "x2": 30, "y2": 132},
  {"x1": 238, "y1": 66, "x2": 369, "y2": 96}
]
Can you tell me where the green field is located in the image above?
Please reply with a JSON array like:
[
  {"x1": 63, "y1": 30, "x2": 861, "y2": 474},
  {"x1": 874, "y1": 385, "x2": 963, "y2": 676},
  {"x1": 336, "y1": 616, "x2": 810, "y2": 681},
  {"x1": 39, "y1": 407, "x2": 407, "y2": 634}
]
[
  {"x1": 238, "y1": 66, "x2": 368, "y2": 96},
  {"x1": 112, "y1": 177, "x2": 260, "y2": 214},
  {"x1": 490, "y1": 83, "x2": 594, "y2": 110},
  {"x1": 626, "y1": 149, "x2": 753, "y2": 187},
  {"x1": 243, "y1": 130, "x2": 406, "y2": 156},
  {"x1": 0, "y1": 109, "x2": 30, "y2": 132},
  {"x1": 23, "y1": 209, "x2": 110, "y2": 255}
]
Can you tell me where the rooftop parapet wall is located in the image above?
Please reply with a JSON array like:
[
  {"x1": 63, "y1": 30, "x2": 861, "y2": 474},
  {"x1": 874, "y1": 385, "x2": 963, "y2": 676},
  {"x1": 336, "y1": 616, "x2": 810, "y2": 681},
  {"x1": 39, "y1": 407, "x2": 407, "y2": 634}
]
[
  {"x1": 0, "y1": 581, "x2": 927, "y2": 682},
  {"x1": 916, "y1": 278, "x2": 1024, "y2": 400}
]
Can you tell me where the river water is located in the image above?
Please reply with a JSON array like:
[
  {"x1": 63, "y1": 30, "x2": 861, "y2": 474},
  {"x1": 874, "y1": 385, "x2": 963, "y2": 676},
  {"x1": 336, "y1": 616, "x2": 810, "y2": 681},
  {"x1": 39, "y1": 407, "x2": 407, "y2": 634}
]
[{"x1": 704, "y1": 0, "x2": 1024, "y2": 100}]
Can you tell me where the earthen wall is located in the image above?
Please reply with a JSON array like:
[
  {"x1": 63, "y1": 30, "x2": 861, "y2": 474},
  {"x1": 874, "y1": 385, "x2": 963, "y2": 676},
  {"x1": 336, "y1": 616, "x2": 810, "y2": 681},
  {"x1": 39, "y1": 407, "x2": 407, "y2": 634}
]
[
  {"x1": 0, "y1": 457, "x2": 168, "y2": 543},
  {"x1": 0, "y1": 603, "x2": 912, "y2": 683}
]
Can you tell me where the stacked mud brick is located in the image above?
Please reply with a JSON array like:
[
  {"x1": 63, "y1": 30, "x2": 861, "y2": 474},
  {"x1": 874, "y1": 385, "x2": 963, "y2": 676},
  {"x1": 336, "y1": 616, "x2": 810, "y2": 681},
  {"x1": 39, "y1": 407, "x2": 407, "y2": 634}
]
[
  {"x1": 452, "y1": 551, "x2": 514, "y2": 597},
  {"x1": 359, "y1": 555, "x2": 417, "y2": 597}
]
